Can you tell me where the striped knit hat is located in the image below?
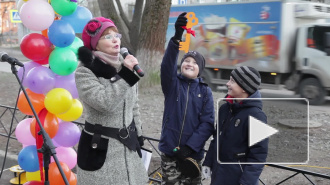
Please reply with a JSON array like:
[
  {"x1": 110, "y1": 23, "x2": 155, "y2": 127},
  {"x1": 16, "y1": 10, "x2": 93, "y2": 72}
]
[{"x1": 231, "y1": 66, "x2": 261, "y2": 95}]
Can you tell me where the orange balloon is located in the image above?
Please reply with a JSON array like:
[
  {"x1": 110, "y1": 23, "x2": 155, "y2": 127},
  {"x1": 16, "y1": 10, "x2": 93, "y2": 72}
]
[
  {"x1": 49, "y1": 162, "x2": 71, "y2": 185},
  {"x1": 69, "y1": 172, "x2": 77, "y2": 185},
  {"x1": 30, "y1": 110, "x2": 59, "y2": 138},
  {"x1": 17, "y1": 89, "x2": 45, "y2": 115},
  {"x1": 41, "y1": 29, "x2": 48, "y2": 38}
]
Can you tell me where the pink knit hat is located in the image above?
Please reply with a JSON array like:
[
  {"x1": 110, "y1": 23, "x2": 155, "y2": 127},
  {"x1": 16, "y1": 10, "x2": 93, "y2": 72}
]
[{"x1": 82, "y1": 17, "x2": 117, "y2": 50}]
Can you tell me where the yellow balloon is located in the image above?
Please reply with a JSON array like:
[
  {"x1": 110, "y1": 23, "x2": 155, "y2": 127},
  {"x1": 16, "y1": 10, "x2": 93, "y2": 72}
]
[
  {"x1": 26, "y1": 169, "x2": 44, "y2": 182},
  {"x1": 45, "y1": 88, "x2": 73, "y2": 115},
  {"x1": 56, "y1": 99, "x2": 83, "y2": 121}
]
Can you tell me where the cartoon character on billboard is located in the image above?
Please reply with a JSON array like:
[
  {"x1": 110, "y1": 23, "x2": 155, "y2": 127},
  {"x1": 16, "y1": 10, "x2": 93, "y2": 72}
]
[
  {"x1": 226, "y1": 18, "x2": 250, "y2": 61},
  {"x1": 203, "y1": 15, "x2": 227, "y2": 60}
]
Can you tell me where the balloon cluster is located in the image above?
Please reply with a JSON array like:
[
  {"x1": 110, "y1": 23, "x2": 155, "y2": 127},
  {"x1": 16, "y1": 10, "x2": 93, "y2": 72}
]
[{"x1": 14, "y1": 0, "x2": 93, "y2": 184}]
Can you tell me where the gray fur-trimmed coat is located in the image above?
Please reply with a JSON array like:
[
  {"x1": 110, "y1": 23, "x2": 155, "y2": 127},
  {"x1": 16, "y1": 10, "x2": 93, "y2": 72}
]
[{"x1": 75, "y1": 47, "x2": 148, "y2": 185}]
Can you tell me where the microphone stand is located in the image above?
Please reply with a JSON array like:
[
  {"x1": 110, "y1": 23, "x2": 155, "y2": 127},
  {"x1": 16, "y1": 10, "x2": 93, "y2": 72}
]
[{"x1": 10, "y1": 63, "x2": 69, "y2": 185}]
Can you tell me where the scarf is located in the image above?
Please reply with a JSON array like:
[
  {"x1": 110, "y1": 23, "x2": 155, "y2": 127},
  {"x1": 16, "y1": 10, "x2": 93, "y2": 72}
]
[{"x1": 93, "y1": 51, "x2": 122, "y2": 72}]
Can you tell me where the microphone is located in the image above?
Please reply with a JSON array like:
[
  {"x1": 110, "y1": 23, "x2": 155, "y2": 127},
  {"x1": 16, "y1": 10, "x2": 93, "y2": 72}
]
[
  {"x1": 0, "y1": 52, "x2": 24, "y2": 67},
  {"x1": 120, "y1": 47, "x2": 144, "y2": 77}
]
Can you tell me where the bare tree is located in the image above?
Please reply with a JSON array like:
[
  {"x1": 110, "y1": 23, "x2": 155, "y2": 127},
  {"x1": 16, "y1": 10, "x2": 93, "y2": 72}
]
[
  {"x1": 97, "y1": 0, "x2": 171, "y2": 86},
  {"x1": 136, "y1": 0, "x2": 171, "y2": 86}
]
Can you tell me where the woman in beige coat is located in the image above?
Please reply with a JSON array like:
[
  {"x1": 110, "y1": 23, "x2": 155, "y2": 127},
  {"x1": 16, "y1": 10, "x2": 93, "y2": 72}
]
[{"x1": 75, "y1": 17, "x2": 148, "y2": 185}]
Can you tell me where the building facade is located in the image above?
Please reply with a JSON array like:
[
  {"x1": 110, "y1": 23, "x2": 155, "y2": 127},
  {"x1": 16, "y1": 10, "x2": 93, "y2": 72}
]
[{"x1": 0, "y1": 0, "x2": 18, "y2": 46}]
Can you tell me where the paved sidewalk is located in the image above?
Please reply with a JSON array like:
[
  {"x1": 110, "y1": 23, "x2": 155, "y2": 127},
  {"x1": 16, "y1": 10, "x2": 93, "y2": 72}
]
[{"x1": 0, "y1": 150, "x2": 20, "y2": 185}]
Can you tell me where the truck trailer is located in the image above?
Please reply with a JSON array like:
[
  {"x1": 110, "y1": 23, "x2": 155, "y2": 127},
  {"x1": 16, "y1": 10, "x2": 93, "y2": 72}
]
[{"x1": 167, "y1": 0, "x2": 330, "y2": 105}]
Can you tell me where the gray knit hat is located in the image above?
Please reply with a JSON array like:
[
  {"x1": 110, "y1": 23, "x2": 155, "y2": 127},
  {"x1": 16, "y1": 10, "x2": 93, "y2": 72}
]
[
  {"x1": 231, "y1": 66, "x2": 261, "y2": 95},
  {"x1": 181, "y1": 51, "x2": 205, "y2": 77}
]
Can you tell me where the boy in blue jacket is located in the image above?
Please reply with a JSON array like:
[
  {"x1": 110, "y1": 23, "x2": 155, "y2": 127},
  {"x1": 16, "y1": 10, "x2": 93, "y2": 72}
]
[
  {"x1": 159, "y1": 12, "x2": 215, "y2": 185},
  {"x1": 203, "y1": 66, "x2": 268, "y2": 185}
]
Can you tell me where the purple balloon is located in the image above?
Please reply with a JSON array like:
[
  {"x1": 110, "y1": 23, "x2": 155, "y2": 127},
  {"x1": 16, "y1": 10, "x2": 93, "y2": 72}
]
[
  {"x1": 17, "y1": 61, "x2": 41, "y2": 87},
  {"x1": 52, "y1": 121, "x2": 81, "y2": 147},
  {"x1": 25, "y1": 66, "x2": 56, "y2": 94},
  {"x1": 55, "y1": 73, "x2": 79, "y2": 98}
]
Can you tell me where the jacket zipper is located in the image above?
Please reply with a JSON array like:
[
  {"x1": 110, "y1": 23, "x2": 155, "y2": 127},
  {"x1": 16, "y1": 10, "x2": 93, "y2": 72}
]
[
  {"x1": 239, "y1": 160, "x2": 244, "y2": 172},
  {"x1": 218, "y1": 107, "x2": 234, "y2": 158},
  {"x1": 219, "y1": 107, "x2": 233, "y2": 136},
  {"x1": 177, "y1": 82, "x2": 190, "y2": 147}
]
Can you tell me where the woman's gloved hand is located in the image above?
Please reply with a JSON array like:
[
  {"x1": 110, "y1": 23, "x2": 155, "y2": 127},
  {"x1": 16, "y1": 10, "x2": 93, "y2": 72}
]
[{"x1": 138, "y1": 136, "x2": 144, "y2": 147}]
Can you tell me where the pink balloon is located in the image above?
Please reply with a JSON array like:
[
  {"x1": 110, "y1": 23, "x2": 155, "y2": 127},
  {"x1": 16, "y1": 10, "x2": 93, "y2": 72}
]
[
  {"x1": 15, "y1": 118, "x2": 36, "y2": 145},
  {"x1": 17, "y1": 61, "x2": 41, "y2": 87},
  {"x1": 22, "y1": 144, "x2": 35, "y2": 148},
  {"x1": 20, "y1": 0, "x2": 55, "y2": 31},
  {"x1": 55, "y1": 73, "x2": 79, "y2": 99},
  {"x1": 51, "y1": 147, "x2": 77, "y2": 169},
  {"x1": 25, "y1": 66, "x2": 56, "y2": 94}
]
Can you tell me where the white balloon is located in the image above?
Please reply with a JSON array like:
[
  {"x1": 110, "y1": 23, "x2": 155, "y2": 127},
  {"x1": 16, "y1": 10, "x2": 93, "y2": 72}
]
[{"x1": 20, "y1": 0, "x2": 55, "y2": 31}]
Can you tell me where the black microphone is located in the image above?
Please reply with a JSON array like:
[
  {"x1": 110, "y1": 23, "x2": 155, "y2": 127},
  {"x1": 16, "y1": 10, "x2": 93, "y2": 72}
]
[
  {"x1": 0, "y1": 52, "x2": 24, "y2": 67},
  {"x1": 120, "y1": 47, "x2": 144, "y2": 77}
]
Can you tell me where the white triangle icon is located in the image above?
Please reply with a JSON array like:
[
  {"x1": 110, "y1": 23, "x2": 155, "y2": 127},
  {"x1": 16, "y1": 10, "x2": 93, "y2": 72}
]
[
  {"x1": 13, "y1": 12, "x2": 20, "y2": 20},
  {"x1": 249, "y1": 116, "x2": 278, "y2": 147}
]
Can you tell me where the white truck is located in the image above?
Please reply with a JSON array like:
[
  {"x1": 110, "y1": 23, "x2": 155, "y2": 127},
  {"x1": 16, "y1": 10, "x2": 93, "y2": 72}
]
[{"x1": 167, "y1": 0, "x2": 330, "y2": 105}]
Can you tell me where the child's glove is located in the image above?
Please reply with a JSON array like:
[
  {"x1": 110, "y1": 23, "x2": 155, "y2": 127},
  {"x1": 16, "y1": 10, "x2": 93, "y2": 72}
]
[
  {"x1": 202, "y1": 166, "x2": 211, "y2": 179},
  {"x1": 174, "y1": 12, "x2": 187, "y2": 41},
  {"x1": 173, "y1": 145, "x2": 193, "y2": 160}
]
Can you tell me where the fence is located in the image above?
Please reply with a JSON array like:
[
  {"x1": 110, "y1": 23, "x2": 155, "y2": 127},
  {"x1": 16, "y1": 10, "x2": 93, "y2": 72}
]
[{"x1": 1, "y1": 104, "x2": 330, "y2": 184}]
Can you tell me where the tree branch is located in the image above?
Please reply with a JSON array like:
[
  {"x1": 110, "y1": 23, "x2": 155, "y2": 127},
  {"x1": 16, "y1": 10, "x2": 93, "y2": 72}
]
[
  {"x1": 115, "y1": 0, "x2": 130, "y2": 28},
  {"x1": 97, "y1": 0, "x2": 133, "y2": 50},
  {"x1": 129, "y1": 0, "x2": 144, "y2": 51}
]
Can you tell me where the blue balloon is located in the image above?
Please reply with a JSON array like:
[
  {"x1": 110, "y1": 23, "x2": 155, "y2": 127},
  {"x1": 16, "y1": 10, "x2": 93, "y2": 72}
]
[
  {"x1": 18, "y1": 145, "x2": 39, "y2": 172},
  {"x1": 48, "y1": 20, "x2": 75, "y2": 47},
  {"x1": 61, "y1": 6, "x2": 93, "y2": 33}
]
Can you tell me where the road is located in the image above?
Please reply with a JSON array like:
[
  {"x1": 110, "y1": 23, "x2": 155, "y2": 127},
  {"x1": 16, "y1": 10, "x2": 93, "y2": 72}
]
[
  {"x1": 259, "y1": 89, "x2": 330, "y2": 113},
  {"x1": 217, "y1": 85, "x2": 330, "y2": 112}
]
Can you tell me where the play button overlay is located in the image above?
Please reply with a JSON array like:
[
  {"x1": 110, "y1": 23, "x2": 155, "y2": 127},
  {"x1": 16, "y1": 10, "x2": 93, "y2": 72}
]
[
  {"x1": 216, "y1": 98, "x2": 309, "y2": 164},
  {"x1": 249, "y1": 116, "x2": 278, "y2": 147}
]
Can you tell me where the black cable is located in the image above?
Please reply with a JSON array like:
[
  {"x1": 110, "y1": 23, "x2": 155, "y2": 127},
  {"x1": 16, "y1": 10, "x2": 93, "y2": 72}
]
[{"x1": 0, "y1": 66, "x2": 25, "y2": 178}]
